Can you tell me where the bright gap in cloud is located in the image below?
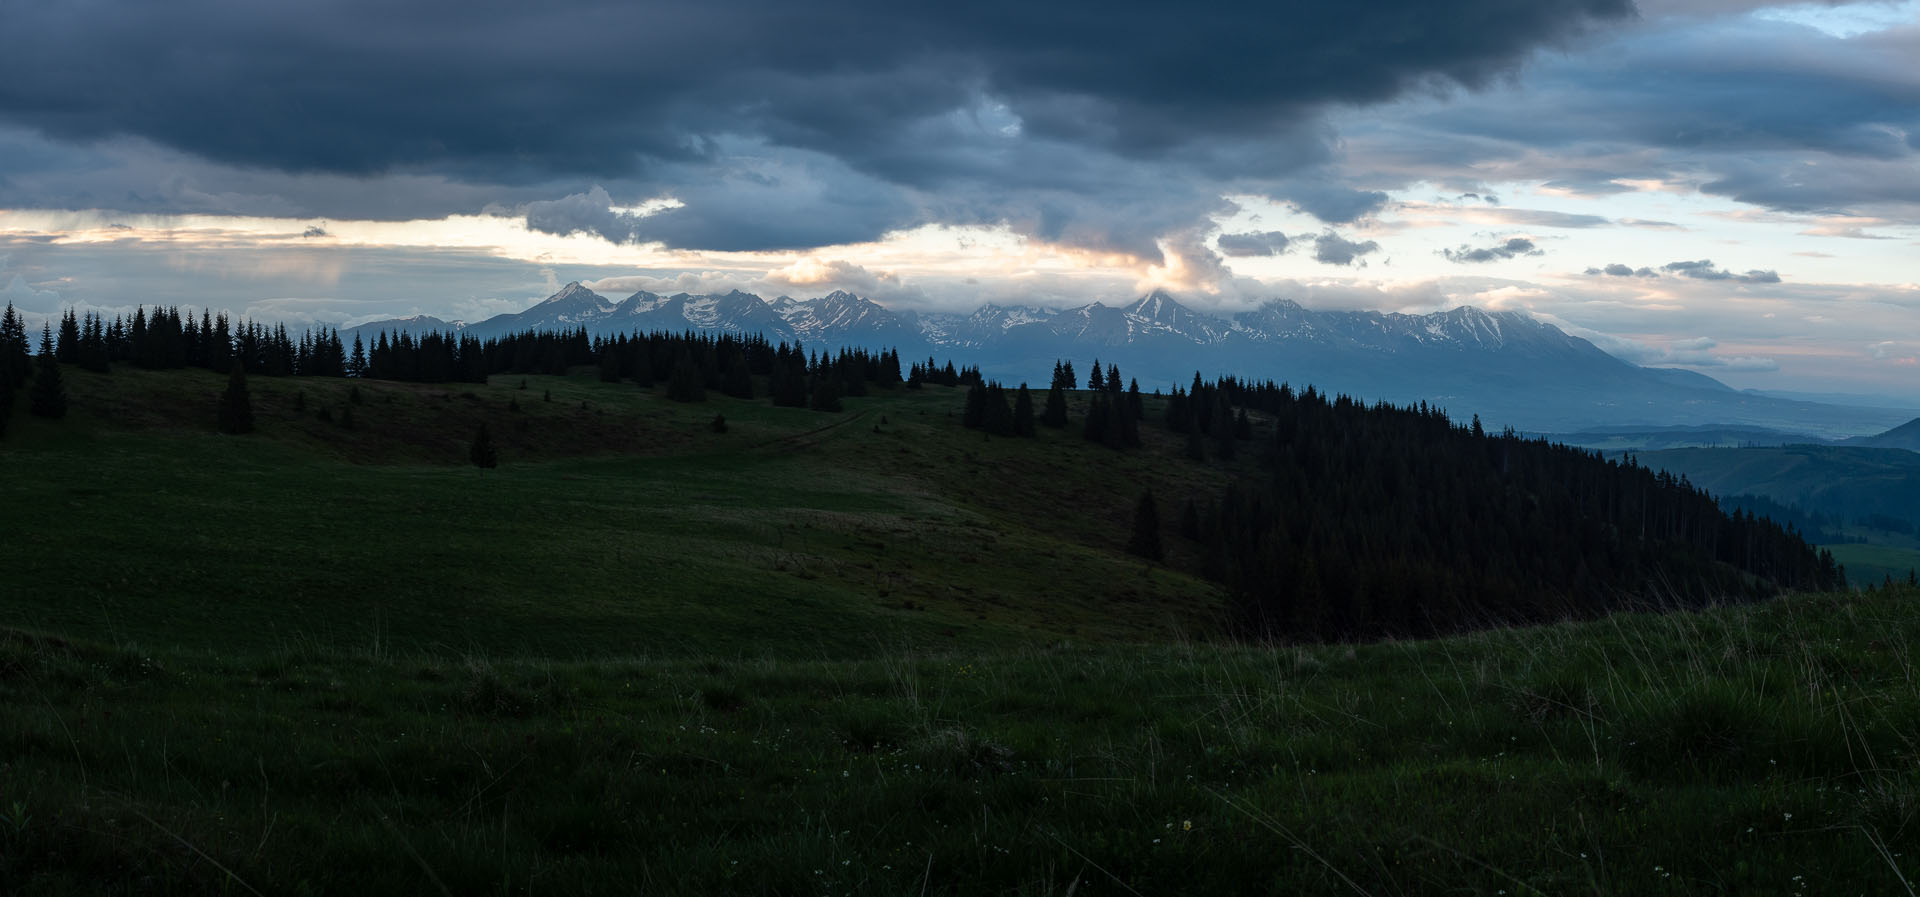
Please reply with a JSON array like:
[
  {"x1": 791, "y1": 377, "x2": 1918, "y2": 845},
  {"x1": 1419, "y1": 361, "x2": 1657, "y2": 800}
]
[{"x1": 1754, "y1": 0, "x2": 1920, "y2": 37}]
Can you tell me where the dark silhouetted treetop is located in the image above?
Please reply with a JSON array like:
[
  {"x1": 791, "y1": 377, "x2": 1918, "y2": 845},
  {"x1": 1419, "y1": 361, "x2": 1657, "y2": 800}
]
[{"x1": 29, "y1": 324, "x2": 66, "y2": 420}]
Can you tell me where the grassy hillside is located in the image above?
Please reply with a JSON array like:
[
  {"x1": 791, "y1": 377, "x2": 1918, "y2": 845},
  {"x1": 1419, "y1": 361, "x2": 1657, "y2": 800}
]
[
  {"x1": 3, "y1": 590, "x2": 1916, "y2": 895},
  {"x1": 4, "y1": 366, "x2": 1916, "y2": 894},
  {"x1": 1, "y1": 366, "x2": 1241, "y2": 658}
]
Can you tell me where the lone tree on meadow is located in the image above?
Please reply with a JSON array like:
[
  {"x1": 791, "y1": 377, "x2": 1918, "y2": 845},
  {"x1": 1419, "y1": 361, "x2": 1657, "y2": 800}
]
[
  {"x1": 218, "y1": 358, "x2": 253, "y2": 434},
  {"x1": 1127, "y1": 489, "x2": 1164, "y2": 561},
  {"x1": 469, "y1": 422, "x2": 498, "y2": 469},
  {"x1": 1013, "y1": 383, "x2": 1036, "y2": 437},
  {"x1": 29, "y1": 325, "x2": 67, "y2": 420},
  {"x1": 1041, "y1": 379, "x2": 1068, "y2": 428}
]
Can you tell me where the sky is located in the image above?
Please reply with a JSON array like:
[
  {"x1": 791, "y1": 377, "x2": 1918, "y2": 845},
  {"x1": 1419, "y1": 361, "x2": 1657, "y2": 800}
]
[{"x1": 0, "y1": 0, "x2": 1916, "y2": 399}]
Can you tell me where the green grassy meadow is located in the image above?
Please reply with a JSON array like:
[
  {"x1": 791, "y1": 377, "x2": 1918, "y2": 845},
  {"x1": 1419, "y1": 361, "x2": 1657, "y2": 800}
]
[{"x1": 2, "y1": 366, "x2": 1917, "y2": 894}]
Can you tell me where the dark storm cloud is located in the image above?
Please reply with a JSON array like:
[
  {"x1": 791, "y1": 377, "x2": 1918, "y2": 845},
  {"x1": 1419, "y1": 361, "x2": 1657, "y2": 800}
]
[
  {"x1": 1341, "y1": 16, "x2": 1920, "y2": 218},
  {"x1": 1313, "y1": 232, "x2": 1381, "y2": 266},
  {"x1": 1661, "y1": 260, "x2": 1782, "y2": 283},
  {"x1": 1391, "y1": 21, "x2": 1919, "y2": 161},
  {"x1": 1443, "y1": 236, "x2": 1542, "y2": 263},
  {"x1": 1276, "y1": 183, "x2": 1392, "y2": 224},
  {"x1": 0, "y1": 0, "x2": 1632, "y2": 252},
  {"x1": 1697, "y1": 154, "x2": 1920, "y2": 215},
  {"x1": 1216, "y1": 231, "x2": 1294, "y2": 257}
]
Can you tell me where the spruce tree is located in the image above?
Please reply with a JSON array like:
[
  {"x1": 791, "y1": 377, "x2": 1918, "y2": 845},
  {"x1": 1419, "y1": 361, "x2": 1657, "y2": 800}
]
[
  {"x1": 1163, "y1": 387, "x2": 1189, "y2": 432},
  {"x1": 722, "y1": 355, "x2": 754, "y2": 399},
  {"x1": 1127, "y1": 490, "x2": 1164, "y2": 561},
  {"x1": 1042, "y1": 381, "x2": 1069, "y2": 428},
  {"x1": 469, "y1": 422, "x2": 498, "y2": 468},
  {"x1": 218, "y1": 358, "x2": 253, "y2": 434},
  {"x1": 56, "y1": 310, "x2": 80, "y2": 364},
  {"x1": 29, "y1": 325, "x2": 66, "y2": 419},
  {"x1": 1185, "y1": 417, "x2": 1206, "y2": 461},
  {"x1": 1082, "y1": 393, "x2": 1108, "y2": 443},
  {"x1": 809, "y1": 375, "x2": 843, "y2": 412},
  {"x1": 1013, "y1": 384, "x2": 1036, "y2": 437},
  {"x1": 984, "y1": 383, "x2": 1015, "y2": 436},
  {"x1": 0, "y1": 303, "x2": 29, "y2": 388},
  {"x1": 667, "y1": 352, "x2": 705, "y2": 402},
  {"x1": 79, "y1": 314, "x2": 109, "y2": 373},
  {"x1": 1116, "y1": 386, "x2": 1139, "y2": 447},
  {"x1": 1212, "y1": 393, "x2": 1236, "y2": 460},
  {"x1": 1102, "y1": 392, "x2": 1130, "y2": 449},
  {"x1": 962, "y1": 381, "x2": 987, "y2": 429}
]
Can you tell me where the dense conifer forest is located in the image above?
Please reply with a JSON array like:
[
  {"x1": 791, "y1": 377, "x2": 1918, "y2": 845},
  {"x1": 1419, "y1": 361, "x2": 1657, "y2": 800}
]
[{"x1": 1162, "y1": 377, "x2": 1842, "y2": 639}]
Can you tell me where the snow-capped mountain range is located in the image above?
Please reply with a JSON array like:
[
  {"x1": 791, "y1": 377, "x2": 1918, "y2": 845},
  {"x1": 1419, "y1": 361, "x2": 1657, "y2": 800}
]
[{"x1": 343, "y1": 283, "x2": 1909, "y2": 434}]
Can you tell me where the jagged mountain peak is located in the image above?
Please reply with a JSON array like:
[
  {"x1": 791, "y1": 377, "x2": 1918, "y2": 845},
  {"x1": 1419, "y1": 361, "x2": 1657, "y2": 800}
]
[
  {"x1": 541, "y1": 282, "x2": 609, "y2": 306},
  {"x1": 1126, "y1": 290, "x2": 1180, "y2": 318}
]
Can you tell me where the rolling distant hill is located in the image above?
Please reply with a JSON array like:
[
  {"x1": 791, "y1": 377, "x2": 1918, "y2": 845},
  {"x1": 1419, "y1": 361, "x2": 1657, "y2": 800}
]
[
  {"x1": 1538, "y1": 424, "x2": 1830, "y2": 452},
  {"x1": 1844, "y1": 417, "x2": 1920, "y2": 451},
  {"x1": 345, "y1": 283, "x2": 1912, "y2": 434},
  {"x1": 1637, "y1": 444, "x2": 1920, "y2": 530}
]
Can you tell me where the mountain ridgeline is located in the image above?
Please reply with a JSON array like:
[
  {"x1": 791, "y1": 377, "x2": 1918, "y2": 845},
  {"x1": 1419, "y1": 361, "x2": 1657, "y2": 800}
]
[{"x1": 347, "y1": 283, "x2": 1910, "y2": 434}]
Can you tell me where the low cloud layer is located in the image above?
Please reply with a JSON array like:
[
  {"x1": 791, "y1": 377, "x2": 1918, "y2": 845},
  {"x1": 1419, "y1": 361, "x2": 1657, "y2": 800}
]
[{"x1": 1583, "y1": 333, "x2": 1780, "y2": 372}]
